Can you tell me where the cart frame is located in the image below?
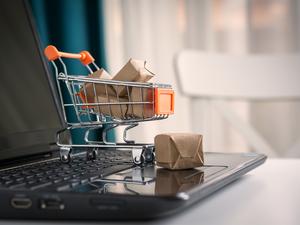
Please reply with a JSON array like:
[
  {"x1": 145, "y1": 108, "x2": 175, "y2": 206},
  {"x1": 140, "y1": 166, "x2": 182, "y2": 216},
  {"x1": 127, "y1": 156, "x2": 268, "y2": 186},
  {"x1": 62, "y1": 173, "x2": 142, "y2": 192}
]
[{"x1": 44, "y1": 45, "x2": 174, "y2": 164}]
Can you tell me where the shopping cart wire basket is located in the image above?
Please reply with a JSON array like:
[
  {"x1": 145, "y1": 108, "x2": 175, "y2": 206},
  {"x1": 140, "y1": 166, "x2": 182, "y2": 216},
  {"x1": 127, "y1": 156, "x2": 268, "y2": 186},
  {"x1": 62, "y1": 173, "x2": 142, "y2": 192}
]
[{"x1": 44, "y1": 45, "x2": 174, "y2": 165}]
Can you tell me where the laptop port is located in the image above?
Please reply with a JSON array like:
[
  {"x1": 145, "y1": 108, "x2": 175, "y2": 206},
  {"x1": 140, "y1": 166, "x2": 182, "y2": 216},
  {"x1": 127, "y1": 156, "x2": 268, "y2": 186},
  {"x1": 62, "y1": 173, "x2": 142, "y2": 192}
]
[
  {"x1": 11, "y1": 197, "x2": 32, "y2": 209},
  {"x1": 40, "y1": 197, "x2": 65, "y2": 210}
]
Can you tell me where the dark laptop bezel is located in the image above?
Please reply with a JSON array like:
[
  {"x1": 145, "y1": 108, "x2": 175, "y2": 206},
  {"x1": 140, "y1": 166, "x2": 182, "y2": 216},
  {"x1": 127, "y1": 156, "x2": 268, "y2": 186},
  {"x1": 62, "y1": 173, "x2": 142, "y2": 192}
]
[
  {"x1": 0, "y1": 0, "x2": 65, "y2": 162},
  {"x1": 24, "y1": 0, "x2": 65, "y2": 126}
]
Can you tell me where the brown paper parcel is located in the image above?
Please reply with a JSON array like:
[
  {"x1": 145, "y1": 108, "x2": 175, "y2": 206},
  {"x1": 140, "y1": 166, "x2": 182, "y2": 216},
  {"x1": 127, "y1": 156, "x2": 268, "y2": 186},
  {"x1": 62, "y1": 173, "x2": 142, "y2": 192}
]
[
  {"x1": 113, "y1": 59, "x2": 154, "y2": 97},
  {"x1": 155, "y1": 133, "x2": 204, "y2": 170},
  {"x1": 155, "y1": 169, "x2": 204, "y2": 196},
  {"x1": 79, "y1": 68, "x2": 115, "y2": 104},
  {"x1": 93, "y1": 95, "x2": 128, "y2": 119},
  {"x1": 127, "y1": 87, "x2": 155, "y2": 118}
]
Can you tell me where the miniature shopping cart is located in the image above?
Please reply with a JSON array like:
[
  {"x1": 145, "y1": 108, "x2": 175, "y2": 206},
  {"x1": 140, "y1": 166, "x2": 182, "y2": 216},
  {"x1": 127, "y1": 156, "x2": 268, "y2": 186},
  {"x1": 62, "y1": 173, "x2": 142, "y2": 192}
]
[{"x1": 44, "y1": 45, "x2": 174, "y2": 165}]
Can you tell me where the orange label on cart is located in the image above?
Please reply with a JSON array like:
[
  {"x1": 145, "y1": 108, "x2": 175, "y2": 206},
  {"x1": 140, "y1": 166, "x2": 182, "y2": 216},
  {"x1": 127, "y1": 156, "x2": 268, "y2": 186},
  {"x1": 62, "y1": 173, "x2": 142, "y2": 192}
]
[{"x1": 155, "y1": 88, "x2": 174, "y2": 115}]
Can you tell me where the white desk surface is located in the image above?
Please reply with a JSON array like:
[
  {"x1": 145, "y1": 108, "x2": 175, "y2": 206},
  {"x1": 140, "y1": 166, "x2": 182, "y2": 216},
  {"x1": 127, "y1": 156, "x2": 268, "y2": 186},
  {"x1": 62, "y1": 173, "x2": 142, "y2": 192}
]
[{"x1": 1, "y1": 159, "x2": 299, "y2": 225}]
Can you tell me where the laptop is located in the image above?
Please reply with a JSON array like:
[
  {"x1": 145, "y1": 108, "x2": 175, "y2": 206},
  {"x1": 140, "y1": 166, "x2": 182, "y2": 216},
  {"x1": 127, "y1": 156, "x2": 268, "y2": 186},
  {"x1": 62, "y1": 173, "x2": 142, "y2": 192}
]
[{"x1": 0, "y1": 0, "x2": 267, "y2": 220}]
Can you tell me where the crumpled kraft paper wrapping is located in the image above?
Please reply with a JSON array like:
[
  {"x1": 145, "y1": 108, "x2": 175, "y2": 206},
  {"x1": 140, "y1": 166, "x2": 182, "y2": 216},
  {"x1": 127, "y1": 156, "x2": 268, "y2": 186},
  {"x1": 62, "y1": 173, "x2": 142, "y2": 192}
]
[
  {"x1": 155, "y1": 169, "x2": 204, "y2": 195},
  {"x1": 78, "y1": 59, "x2": 155, "y2": 119},
  {"x1": 155, "y1": 133, "x2": 204, "y2": 170},
  {"x1": 113, "y1": 58, "x2": 154, "y2": 97},
  {"x1": 79, "y1": 68, "x2": 115, "y2": 104},
  {"x1": 127, "y1": 87, "x2": 155, "y2": 119},
  {"x1": 93, "y1": 95, "x2": 128, "y2": 118}
]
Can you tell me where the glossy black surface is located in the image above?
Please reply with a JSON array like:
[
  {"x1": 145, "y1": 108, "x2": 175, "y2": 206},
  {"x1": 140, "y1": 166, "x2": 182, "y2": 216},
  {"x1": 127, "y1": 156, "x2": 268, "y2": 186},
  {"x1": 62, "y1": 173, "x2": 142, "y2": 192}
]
[
  {"x1": 0, "y1": 152, "x2": 267, "y2": 220},
  {"x1": 70, "y1": 152, "x2": 266, "y2": 197}
]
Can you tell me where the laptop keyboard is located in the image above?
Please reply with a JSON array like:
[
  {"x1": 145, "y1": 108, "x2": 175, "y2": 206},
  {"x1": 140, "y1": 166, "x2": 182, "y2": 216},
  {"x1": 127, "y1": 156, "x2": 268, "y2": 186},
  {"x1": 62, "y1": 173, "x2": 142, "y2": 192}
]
[{"x1": 0, "y1": 150, "x2": 133, "y2": 192}]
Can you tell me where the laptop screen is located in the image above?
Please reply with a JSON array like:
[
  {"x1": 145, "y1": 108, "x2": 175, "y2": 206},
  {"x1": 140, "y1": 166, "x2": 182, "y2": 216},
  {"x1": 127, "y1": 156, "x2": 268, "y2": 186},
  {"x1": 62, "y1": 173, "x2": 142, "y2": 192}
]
[{"x1": 0, "y1": 1, "x2": 64, "y2": 161}]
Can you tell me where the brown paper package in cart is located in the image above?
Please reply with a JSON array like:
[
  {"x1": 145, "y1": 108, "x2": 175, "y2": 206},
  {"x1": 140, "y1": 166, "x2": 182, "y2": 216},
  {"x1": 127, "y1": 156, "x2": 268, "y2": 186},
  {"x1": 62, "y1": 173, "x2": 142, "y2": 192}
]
[
  {"x1": 155, "y1": 169, "x2": 204, "y2": 195},
  {"x1": 127, "y1": 87, "x2": 155, "y2": 118},
  {"x1": 113, "y1": 59, "x2": 154, "y2": 97},
  {"x1": 93, "y1": 95, "x2": 128, "y2": 118},
  {"x1": 78, "y1": 60, "x2": 157, "y2": 119},
  {"x1": 155, "y1": 133, "x2": 204, "y2": 170},
  {"x1": 95, "y1": 87, "x2": 155, "y2": 119},
  {"x1": 79, "y1": 68, "x2": 115, "y2": 104},
  {"x1": 87, "y1": 87, "x2": 156, "y2": 119}
]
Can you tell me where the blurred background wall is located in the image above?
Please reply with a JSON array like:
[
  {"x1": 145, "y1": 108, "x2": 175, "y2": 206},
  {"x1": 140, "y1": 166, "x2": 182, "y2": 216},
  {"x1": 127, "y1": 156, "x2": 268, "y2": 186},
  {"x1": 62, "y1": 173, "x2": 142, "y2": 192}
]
[{"x1": 103, "y1": 0, "x2": 300, "y2": 157}]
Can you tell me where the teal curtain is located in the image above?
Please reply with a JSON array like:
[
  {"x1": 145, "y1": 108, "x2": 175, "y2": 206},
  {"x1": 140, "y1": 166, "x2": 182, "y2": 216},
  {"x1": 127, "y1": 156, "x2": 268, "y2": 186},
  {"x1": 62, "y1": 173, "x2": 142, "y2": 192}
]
[{"x1": 29, "y1": 0, "x2": 114, "y2": 144}]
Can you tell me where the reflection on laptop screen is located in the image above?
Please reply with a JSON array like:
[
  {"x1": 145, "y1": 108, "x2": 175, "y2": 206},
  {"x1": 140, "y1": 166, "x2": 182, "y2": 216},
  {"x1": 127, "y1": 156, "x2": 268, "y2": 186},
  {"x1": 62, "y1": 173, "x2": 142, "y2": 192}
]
[{"x1": 0, "y1": 1, "x2": 63, "y2": 159}]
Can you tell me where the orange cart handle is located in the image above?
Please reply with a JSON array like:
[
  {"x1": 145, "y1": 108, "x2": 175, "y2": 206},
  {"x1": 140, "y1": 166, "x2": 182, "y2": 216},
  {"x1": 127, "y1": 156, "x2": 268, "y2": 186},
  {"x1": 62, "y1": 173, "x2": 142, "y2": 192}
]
[{"x1": 44, "y1": 45, "x2": 94, "y2": 66}]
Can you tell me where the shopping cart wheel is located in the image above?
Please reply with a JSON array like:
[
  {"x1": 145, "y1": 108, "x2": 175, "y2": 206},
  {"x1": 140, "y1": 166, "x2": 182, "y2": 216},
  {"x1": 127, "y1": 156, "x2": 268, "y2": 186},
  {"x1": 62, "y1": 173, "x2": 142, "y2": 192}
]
[
  {"x1": 61, "y1": 154, "x2": 72, "y2": 163},
  {"x1": 133, "y1": 154, "x2": 144, "y2": 166},
  {"x1": 87, "y1": 148, "x2": 98, "y2": 160},
  {"x1": 60, "y1": 147, "x2": 72, "y2": 163},
  {"x1": 143, "y1": 146, "x2": 155, "y2": 163}
]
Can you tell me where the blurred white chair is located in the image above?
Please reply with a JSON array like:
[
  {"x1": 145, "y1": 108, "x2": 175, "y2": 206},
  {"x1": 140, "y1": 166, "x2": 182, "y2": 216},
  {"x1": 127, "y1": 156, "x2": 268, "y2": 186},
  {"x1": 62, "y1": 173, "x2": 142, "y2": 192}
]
[{"x1": 174, "y1": 50, "x2": 300, "y2": 157}]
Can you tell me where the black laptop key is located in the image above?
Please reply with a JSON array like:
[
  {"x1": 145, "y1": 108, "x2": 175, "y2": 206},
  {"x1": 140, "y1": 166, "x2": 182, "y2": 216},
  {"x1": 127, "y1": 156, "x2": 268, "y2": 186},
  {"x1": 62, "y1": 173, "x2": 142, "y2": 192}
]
[
  {"x1": 2, "y1": 176, "x2": 11, "y2": 180},
  {"x1": 88, "y1": 169, "x2": 97, "y2": 173},
  {"x1": 56, "y1": 184, "x2": 71, "y2": 192},
  {"x1": 31, "y1": 168, "x2": 39, "y2": 173},
  {"x1": 26, "y1": 175, "x2": 34, "y2": 179},
  {"x1": 89, "y1": 175, "x2": 99, "y2": 181},
  {"x1": 5, "y1": 180, "x2": 14, "y2": 186},
  {"x1": 45, "y1": 170, "x2": 53, "y2": 175},
  {"x1": 72, "y1": 174, "x2": 80, "y2": 178},
  {"x1": 36, "y1": 172, "x2": 44, "y2": 176},
  {"x1": 38, "y1": 177, "x2": 47, "y2": 182},
  {"x1": 47, "y1": 175, "x2": 56, "y2": 179},
  {"x1": 27, "y1": 180, "x2": 37, "y2": 185},
  {"x1": 16, "y1": 177, "x2": 25, "y2": 182},
  {"x1": 81, "y1": 178, "x2": 89, "y2": 184},
  {"x1": 20, "y1": 171, "x2": 29, "y2": 176},
  {"x1": 9, "y1": 182, "x2": 26, "y2": 189},
  {"x1": 12, "y1": 174, "x2": 22, "y2": 178},
  {"x1": 30, "y1": 181, "x2": 52, "y2": 190},
  {"x1": 70, "y1": 179, "x2": 80, "y2": 187},
  {"x1": 54, "y1": 178, "x2": 63, "y2": 184},
  {"x1": 63, "y1": 176, "x2": 71, "y2": 181}
]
